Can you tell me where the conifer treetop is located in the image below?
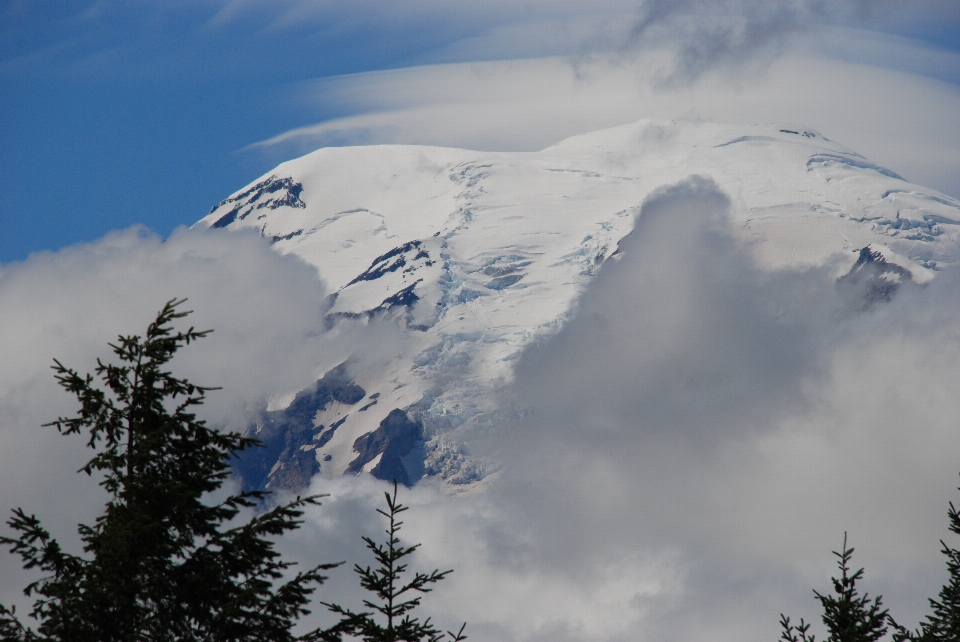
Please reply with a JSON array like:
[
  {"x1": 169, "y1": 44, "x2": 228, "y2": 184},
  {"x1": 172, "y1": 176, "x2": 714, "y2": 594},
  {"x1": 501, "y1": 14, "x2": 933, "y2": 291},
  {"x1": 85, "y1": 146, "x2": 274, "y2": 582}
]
[{"x1": 0, "y1": 298, "x2": 339, "y2": 642}]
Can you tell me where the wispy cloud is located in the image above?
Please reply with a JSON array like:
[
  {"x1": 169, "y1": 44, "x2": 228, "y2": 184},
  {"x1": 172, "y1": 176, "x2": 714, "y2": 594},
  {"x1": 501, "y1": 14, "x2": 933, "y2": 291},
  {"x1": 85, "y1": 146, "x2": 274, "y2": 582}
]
[
  {"x1": 12, "y1": 0, "x2": 955, "y2": 81},
  {"x1": 248, "y1": 50, "x2": 960, "y2": 200},
  {"x1": 205, "y1": 0, "x2": 960, "y2": 61}
]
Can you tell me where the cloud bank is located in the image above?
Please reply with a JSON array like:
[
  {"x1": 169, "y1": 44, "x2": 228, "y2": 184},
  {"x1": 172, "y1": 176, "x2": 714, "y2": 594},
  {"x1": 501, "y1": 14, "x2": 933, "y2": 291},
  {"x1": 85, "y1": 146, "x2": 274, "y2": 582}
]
[
  {"x1": 4, "y1": 177, "x2": 960, "y2": 640},
  {"x1": 0, "y1": 227, "x2": 338, "y2": 610},
  {"x1": 252, "y1": 46, "x2": 960, "y2": 201},
  {"x1": 281, "y1": 178, "x2": 960, "y2": 642},
  {"x1": 478, "y1": 176, "x2": 960, "y2": 640}
]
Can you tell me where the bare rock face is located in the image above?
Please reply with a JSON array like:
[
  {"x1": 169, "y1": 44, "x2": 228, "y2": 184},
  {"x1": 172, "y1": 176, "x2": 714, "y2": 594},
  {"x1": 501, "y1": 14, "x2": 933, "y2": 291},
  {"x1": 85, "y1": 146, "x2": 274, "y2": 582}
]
[
  {"x1": 233, "y1": 363, "x2": 365, "y2": 492},
  {"x1": 210, "y1": 175, "x2": 306, "y2": 229},
  {"x1": 837, "y1": 246, "x2": 913, "y2": 310},
  {"x1": 346, "y1": 409, "x2": 425, "y2": 487}
]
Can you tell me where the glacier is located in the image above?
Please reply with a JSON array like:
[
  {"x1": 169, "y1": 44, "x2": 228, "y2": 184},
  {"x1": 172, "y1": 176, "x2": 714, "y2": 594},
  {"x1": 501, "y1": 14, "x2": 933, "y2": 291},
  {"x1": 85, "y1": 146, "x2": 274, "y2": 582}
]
[{"x1": 196, "y1": 119, "x2": 960, "y2": 491}]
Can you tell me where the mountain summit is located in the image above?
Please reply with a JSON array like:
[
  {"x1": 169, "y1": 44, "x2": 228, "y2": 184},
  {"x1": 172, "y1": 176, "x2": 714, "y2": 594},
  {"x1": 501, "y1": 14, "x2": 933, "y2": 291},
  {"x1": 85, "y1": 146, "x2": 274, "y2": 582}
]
[{"x1": 197, "y1": 119, "x2": 960, "y2": 491}]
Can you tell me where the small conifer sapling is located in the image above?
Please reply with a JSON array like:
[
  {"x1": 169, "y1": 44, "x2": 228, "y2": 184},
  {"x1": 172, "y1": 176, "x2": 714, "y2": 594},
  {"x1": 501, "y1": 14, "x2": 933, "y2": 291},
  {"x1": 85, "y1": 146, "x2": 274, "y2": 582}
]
[{"x1": 324, "y1": 481, "x2": 467, "y2": 642}]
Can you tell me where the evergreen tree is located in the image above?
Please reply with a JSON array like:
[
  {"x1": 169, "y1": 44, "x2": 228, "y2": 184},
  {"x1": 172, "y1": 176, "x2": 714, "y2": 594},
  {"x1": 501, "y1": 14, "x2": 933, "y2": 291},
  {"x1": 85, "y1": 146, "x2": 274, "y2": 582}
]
[
  {"x1": 781, "y1": 534, "x2": 890, "y2": 642},
  {"x1": 0, "y1": 299, "x2": 339, "y2": 642},
  {"x1": 903, "y1": 476, "x2": 960, "y2": 642},
  {"x1": 323, "y1": 482, "x2": 466, "y2": 642}
]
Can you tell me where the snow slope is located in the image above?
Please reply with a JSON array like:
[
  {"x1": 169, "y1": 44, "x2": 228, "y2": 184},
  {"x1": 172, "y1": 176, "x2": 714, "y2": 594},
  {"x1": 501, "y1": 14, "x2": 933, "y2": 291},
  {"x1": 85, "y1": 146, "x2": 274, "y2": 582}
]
[{"x1": 197, "y1": 119, "x2": 960, "y2": 489}]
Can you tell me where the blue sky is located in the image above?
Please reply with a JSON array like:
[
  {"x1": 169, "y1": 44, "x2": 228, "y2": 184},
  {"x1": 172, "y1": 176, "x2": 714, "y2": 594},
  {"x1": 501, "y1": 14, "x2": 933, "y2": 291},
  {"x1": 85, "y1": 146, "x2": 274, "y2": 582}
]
[{"x1": 2, "y1": 0, "x2": 960, "y2": 263}]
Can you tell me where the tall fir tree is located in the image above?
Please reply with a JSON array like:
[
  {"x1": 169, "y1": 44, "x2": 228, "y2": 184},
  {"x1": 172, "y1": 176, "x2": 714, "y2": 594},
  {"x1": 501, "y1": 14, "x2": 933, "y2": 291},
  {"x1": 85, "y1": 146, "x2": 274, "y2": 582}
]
[
  {"x1": 324, "y1": 481, "x2": 466, "y2": 642},
  {"x1": 0, "y1": 299, "x2": 340, "y2": 642},
  {"x1": 781, "y1": 534, "x2": 890, "y2": 642},
  {"x1": 900, "y1": 476, "x2": 960, "y2": 642}
]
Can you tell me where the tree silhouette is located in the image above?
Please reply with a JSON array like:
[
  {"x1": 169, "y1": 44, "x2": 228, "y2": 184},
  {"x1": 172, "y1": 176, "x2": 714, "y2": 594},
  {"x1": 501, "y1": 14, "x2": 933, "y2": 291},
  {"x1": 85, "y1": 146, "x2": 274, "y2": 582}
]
[
  {"x1": 0, "y1": 299, "x2": 339, "y2": 642},
  {"x1": 324, "y1": 481, "x2": 466, "y2": 642},
  {"x1": 780, "y1": 534, "x2": 890, "y2": 642}
]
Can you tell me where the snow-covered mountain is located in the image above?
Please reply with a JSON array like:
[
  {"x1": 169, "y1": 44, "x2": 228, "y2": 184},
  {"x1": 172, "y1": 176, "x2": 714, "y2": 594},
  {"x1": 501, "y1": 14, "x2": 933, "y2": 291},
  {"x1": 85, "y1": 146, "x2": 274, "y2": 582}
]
[{"x1": 197, "y1": 119, "x2": 960, "y2": 491}]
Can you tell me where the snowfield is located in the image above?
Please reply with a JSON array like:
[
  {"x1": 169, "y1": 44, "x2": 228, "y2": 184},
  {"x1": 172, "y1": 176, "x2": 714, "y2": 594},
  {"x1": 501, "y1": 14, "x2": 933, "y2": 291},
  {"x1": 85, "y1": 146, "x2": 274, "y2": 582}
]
[{"x1": 196, "y1": 119, "x2": 960, "y2": 490}]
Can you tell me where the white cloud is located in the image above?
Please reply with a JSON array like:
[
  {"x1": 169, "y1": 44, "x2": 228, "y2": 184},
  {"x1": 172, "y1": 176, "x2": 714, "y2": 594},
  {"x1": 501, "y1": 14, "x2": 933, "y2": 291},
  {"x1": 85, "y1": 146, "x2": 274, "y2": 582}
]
[
  {"x1": 0, "y1": 226, "x2": 340, "y2": 610},
  {"x1": 264, "y1": 179, "x2": 960, "y2": 642},
  {"x1": 473, "y1": 178, "x2": 960, "y2": 640},
  {"x1": 252, "y1": 44, "x2": 960, "y2": 200},
  {"x1": 5, "y1": 1, "x2": 960, "y2": 638},
  {"x1": 4, "y1": 182, "x2": 960, "y2": 641},
  {"x1": 207, "y1": 0, "x2": 960, "y2": 68}
]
